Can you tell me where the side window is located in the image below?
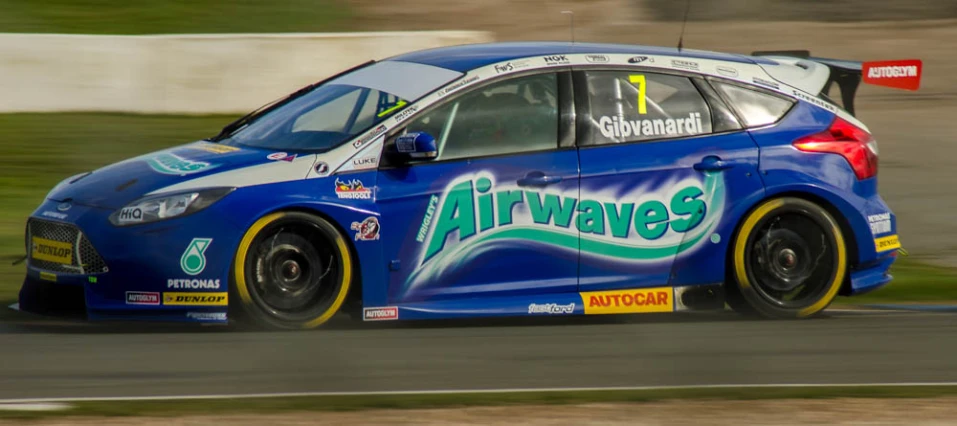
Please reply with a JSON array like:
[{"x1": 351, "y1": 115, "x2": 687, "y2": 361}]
[
  {"x1": 582, "y1": 71, "x2": 713, "y2": 146},
  {"x1": 712, "y1": 81, "x2": 794, "y2": 127},
  {"x1": 404, "y1": 73, "x2": 559, "y2": 161}
]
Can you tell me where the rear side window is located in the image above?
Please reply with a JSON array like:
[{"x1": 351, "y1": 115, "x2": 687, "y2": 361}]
[
  {"x1": 581, "y1": 71, "x2": 713, "y2": 146},
  {"x1": 712, "y1": 81, "x2": 794, "y2": 127}
]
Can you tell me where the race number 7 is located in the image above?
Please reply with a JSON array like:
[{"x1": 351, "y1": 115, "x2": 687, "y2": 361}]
[{"x1": 628, "y1": 74, "x2": 647, "y2": 115}]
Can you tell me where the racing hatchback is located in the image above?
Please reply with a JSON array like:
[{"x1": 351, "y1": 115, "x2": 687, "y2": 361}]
[{"x1": 19, "y1": 42, "x2": 917, "y2": 328}]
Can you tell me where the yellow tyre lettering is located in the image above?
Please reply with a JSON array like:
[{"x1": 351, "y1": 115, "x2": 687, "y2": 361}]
[
  {"x1": 798, "y1": 223, "x2": 846, "y2": 317},
  {"x1": 233, "y1": 212, "x2": 353, "y2": 329},
  {"x1": 733, "y1": 199, "x2": 784, "y2": 290},
  {"x1": 234, "y1": 212, "x2": 286, "y2": 305},
  {"x1": 628, "y1": 74, "x2": 647, "y2": 115}
]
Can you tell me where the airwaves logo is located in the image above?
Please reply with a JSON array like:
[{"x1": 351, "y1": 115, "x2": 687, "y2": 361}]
[
  {"x1": 181, "y1": 238, "x2": 212, "y2": 276},
  {"x1": 147, "y1": 152, "x2": 217, "y2": 175},
  {"x1": 405, "y1": 171, "x2": 726, "y2": 291}
]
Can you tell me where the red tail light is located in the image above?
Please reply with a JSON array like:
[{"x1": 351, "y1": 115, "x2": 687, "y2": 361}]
[{"x1": 793, "y1": 117, "x2": 878, "y2": 180}]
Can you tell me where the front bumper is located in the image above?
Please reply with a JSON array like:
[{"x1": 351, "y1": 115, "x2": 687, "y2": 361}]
[{"x1": 18, "y1": 199, "x2": 242, "y2": 324}]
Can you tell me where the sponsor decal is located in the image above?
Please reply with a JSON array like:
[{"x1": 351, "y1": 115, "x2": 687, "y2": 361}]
[
  {"x1": 752, "y1": 77, "x2": 780, "y2": 90},
  {"x1": 117, "y1": 206, "x2": 143, "y2": 224},
  {"x1": 875, "y1": 235, "x2": 901, "y2": 252},
  {"x1": 377, "y1": 100, "x2": 408, "y2": 118},
  {"x1": 416, "y1": 195, "x2": 440, "y2": 243},
  {"x1": 716, "y1": 65, "x2": 739, "y2": 77},
  {"x1": 266, "y1": 152, "x2": 297, "y2": 162},
  {"x1": 404, "y1": 171, "x2": 725, "y2": 293},
  {"x1": 581, "y1": 288, "x2": 673, "y2": 314},
  {"x1": 39, "y1": 271, "x2": 57, "y2": 282},
  {"x1": 126, "y1": 291, "x2": 160, "y2": 305},
  {"x1": 88, "y1": 276, "x2": 97, "y2": 283},
  {"x1": 186, "y1": 312, "x2": 227, "y2": 321},
  {"x1": 863, "y1": 60, "x2": 922, "y2": 91},
  {"x1": 791, "y1": 90, "x2": 836, "y2": 112},
  {"x1": 363, "y1": 306, "x2": 399, "y2": 321},
  {"x1": 180, "y1": 238, "x2": 212, "y2": 276},
  {"x1": 438, "y1": 75, "x2": 480, "y2": 97},
  {"x1": 352, "y1": 155, "x2": 378, "y2": 168},
  {"x1": 167, "y1": 278, "x2": 221, "y2": 289},
  {"x1": 527, "y1": 303, "x2": 575, "y2": 315},
  {"x1": 41, "y1": 211, "x2": 68, "y2": 220},
  {"x1": 351, "y1": 217, "x2": 380, "y2": 241},
  {"x1": 147, "y1": 152, "x2": 217, "y2": 175},
  {"x1": 585, "y1": 54, "x2": 610, "y2": 64},
  {"x1": 353, "y1": 125, "x2": 387, "y2": 149},
  {"x1": 598, "y1": 112, "x2": 705, "y2": 140},
  {"x1": 335, "y1": 178, "x2": 372, "y2": 200},
  {"x1": 628, "y1": 56, "x2": 653, "y2": 64},
  {"x1": 31, "y1": 236, "x2": 72, "y2": 264},
  {"x1": 314, "y1": 162, "x2": 329, "y2": 174},
  {"x1": 542, "y1": 55, "x2": 570, "y2": 66},
  {"x1": 671, "y1": 59, "x2": 699, "y2": 71},
  {"x1": 868, "y1": 213, "x2": 892, "y2": 235},
  {"x1": 193, "y1": 143, "x2": 239, "y2": 154},
  {"x1": 163, "y1": 292, "x2": 228, "y2": 306},
  {"x1": 493, "y1": 59, "x2": 531, "y2": 74},
  {"x1": 393, "y1": 105, "x2": 419, "y2": 123},
  {"x1": 57, "y1": 202, "x2": 71, "y2": 212}
]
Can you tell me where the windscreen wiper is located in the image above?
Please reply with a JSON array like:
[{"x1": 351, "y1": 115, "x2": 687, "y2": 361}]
[{"x1": 207, "y1": 60, "x2": 376, "y2": 142}]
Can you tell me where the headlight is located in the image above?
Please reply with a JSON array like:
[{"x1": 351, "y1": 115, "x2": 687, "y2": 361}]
[{"x1": 109, "y1": 187, "x2": 234, "y2": 226}]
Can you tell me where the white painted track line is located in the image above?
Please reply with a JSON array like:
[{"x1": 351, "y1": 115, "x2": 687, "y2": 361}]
[{"x1": 3, "y1": 382, "x2": 957, "y2": 404}]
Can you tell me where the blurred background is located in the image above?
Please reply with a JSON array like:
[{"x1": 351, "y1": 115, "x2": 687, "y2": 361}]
[{"x1": 1, "y1": 0, "x2": 956, "y2": 309}]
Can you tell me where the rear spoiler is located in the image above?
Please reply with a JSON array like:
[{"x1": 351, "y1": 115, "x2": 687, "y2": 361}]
[{"x1": 752, "y1": 50, "x2": 922, "y2": 116}]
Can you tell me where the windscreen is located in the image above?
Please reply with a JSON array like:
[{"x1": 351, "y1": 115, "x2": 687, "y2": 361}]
[{"x1": 222, "y1": 61, "x2": 462, "y2": 152}]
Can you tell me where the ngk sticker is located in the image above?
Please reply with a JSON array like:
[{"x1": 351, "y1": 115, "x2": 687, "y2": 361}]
[{"x1": 863, "y1": 60, "x2": 922, "y2": 91}]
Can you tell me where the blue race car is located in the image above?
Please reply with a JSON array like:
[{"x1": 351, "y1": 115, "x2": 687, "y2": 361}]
[{"x1": 19, "y1": 42, "x2": 917, "y2": 329}]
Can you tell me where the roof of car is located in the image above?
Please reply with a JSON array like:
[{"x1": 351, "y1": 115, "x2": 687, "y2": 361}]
[{"x1": 388, "y1": 41, "x2": 773, "y2": 72}]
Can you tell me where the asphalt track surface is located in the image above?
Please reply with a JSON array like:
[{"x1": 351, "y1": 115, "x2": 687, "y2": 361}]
[{"x1": 0, "y1": 309, "x2": 956, "y2": 400}]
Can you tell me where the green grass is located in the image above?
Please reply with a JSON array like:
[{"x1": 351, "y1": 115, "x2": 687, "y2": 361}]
[
  {"x1": 0, "y1": 0, "x2": 352, "y2": 35},
  {"x1": 0, "y1": 113, "x2": 954, "y2": 310},
  {"x1": 839, "y1": 256, "x2": 957, "y2": 304},
  {"x1": 0, "y1": 113, "x2": 235, "y2": 302},
  {"x1": 4, "y1": 385, "x2": 957, "y2": 419}
]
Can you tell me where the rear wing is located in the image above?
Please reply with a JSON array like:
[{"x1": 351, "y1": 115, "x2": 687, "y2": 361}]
[{"x1": 752, "y1": 50, "x2": 922, "y2": 116}]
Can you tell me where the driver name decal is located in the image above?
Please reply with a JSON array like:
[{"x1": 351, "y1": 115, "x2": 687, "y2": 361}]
[{"x1": 598, "y1": 112, "x2": 704, "y2": 140}]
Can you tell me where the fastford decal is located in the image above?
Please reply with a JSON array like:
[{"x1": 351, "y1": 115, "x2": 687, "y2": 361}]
[{"x1": 404, "y1": 171, "x2": 725, "y2": 291}]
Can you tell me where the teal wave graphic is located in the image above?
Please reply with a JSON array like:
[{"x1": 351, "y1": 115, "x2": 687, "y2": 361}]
[{"x1": 404, "y1": 172, "x2": 726, "y2": 293}]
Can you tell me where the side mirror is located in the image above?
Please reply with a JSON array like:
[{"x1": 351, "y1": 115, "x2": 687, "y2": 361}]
[{"x1": 395, "y1": 131, "x2": 438, "y2": 160}]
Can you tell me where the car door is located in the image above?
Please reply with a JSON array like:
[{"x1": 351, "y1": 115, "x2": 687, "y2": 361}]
[
  {"x1": 573, "y1": 68, "x2": 766, "y2": 293},
  {"x1": 376, "y1": 71, "x2": 580, "y2": 304}
]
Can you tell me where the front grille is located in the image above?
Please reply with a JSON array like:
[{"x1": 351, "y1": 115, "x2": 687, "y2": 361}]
[{"x1": 27, "y1": 218, "x2": 108, "y2": 274}]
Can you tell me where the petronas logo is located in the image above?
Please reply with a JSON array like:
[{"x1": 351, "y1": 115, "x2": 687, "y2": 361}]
[{"x1": 181, "y1": 238, "x2": 212, "y2": 276}]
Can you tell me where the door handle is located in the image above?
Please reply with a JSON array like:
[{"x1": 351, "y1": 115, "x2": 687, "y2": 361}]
[
  {"x1": 517, "y1": 172, "x2": 563, "y2": 187},
  {"x1": 693, "y1": 155, "x2": 735, "y2": 172}
]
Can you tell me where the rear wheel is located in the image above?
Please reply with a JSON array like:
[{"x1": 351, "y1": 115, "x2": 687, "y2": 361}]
[
  {"x1": 728, "y1": 198, "x2": 847, "y2": 318},
  {"x1": 232, "y1": 212, "x2": 353, "y2": 329}
]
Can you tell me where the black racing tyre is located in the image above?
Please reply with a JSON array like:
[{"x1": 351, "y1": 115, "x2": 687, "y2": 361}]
[
  {"x1": 232, "y1": 211, "x2": 354, "y2": 330},
  {"x1": 728, "y1": 197, "x2": 848, "y2": 319}
]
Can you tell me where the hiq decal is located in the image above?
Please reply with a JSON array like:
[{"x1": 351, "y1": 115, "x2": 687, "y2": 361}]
[{"x1": 404, "y1": 171, "x2": 726, "y2": 291}]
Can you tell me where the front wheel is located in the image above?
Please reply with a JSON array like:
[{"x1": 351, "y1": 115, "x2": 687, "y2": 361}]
[
  {"x1": 728, "y1": 198, "x2": 848, "y2": 319},
  {"x1": 232, "y1": 212, "x2": 354, "y2": 329}
]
